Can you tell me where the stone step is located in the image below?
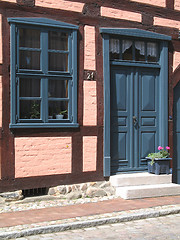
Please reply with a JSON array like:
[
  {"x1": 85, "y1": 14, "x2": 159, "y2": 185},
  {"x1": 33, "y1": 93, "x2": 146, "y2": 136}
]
[
  {"x1": 110, "y1": 172, "x2": 172, "y2": 187},
  {"x1": 116, "y1": 183, "x2": 180, "y2": 200}
]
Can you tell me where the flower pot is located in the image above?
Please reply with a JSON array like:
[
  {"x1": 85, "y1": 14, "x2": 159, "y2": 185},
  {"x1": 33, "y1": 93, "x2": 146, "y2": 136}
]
[
  {"x1": 56, "y1": 114, "x2": 63, "y2": 119},
  {"x1": 146, "y1": 157, "x2": 171, "y2": 175}
]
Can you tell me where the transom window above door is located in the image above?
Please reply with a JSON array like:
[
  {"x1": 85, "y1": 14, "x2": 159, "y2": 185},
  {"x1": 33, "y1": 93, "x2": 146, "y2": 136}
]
[
  {"x1": 8, "y1": 18, "x2": 79, "y2": 128},
  {"x1": 110, "y1": 38, "x2": 159, "y2": 63}
]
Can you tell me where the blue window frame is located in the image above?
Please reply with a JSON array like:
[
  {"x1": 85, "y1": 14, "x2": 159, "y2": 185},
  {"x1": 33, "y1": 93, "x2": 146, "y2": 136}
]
[{"x1": 8, "y1": 18, "x2": 79, "y2": 128}]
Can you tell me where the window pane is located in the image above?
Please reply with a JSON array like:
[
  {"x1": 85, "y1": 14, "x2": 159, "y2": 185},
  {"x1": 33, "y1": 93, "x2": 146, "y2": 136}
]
[
  {"x1": 48, "y1": 79, "x2": 68, "y2": 98},
  {"x1": 19, "y1": 28, "x2": 40, "y2": 48},
  {"x1": 48, "y1": 101, "x2": 68, "y2": 119},
  {"x1": 110, "y1": 38, "x2": 120, "y2": 60},
  {"x1": 147, "y1": 42, "x2": 158, "y2": 62},
  {"x1": 20, "y1": 78, "x2": 40, "y2": 97},
  {"x1": 135, "y1": 41, "x2": 145, "y2": 61},
  {"x1": 19, "y1": 50, "x2": 40, "y2": 70},
  {"x1": 49, "y1": 31, "x2": 68, "y2": 51},
  {"x1": 122, "y1": 40, "x2": 133, "y2": 61},
  {"x1": 20, "y1": 100, "x2": 40, "y2": 119},
  {"x1": 48, "y1": 53, "x2": 68, "y2": 71}
]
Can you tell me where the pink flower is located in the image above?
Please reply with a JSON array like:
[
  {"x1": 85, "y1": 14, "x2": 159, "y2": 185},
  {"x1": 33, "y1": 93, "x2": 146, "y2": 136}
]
[
  {"x1": 158, "y1": 146, "x2": 163, "y2": 151},
  {"x1": 166, "y1": 146, "x2": 170, "y2": 150}
]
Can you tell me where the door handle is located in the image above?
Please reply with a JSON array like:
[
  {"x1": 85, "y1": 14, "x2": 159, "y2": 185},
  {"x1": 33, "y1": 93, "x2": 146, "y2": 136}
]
[{"x1": 133, "y1": 116, "x2": 137, "y2": 125}]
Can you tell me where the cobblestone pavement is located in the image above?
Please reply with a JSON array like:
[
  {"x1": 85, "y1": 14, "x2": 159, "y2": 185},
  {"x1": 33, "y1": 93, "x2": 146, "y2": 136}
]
[
  {"x1": 15, "y1": 213, "x2": 180, "y2": 240},
  {"x1": 1, "y1": 196, "x2": 180, "y2": 239},
  {"x1": 1, "y1": 195, "x2": 180, "y2": 239}
]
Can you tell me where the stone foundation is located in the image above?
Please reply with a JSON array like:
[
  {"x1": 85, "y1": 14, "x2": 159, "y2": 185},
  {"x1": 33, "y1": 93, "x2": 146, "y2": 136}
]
[
  {"x1": 0, "y1": 181, "x2": 115, "y2": 202},
  {"x1": 48, "y1": 181, "x2": 115, "y2": 200}
]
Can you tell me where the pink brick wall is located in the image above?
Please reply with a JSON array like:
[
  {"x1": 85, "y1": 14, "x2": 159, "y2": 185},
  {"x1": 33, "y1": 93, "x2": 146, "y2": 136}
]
[
  {"x1": 0, "y1": 14, "x2": 2, "y2": 64},
  {"x1": 83, "y1": 81, "x2": 97, "y2": 126},
  {"x1": 101, "y1": 7, "x2": 142, "y2": 22},
  {"x1": 130, "y1": 0, "x2": 165, "y2": 7},
  {"x1": 36, "y1": 0, "x2": 84, "y2": 13},
  {"x1": 1, "y1": 0, "x2": 16, "y2": 2},
  {"x1": 15, "y1": 137, "x2": 72, "y2": 178},
  {"x1": 173, "y1": 52, "x2": 180, "y2": 72},
  {"x1": 83, "y1": 136, "x2": 97, "y2": 172},
  {"x1": 154, "y1": 17, "x2": 180, "y2": 29},
  {"x1": 175, "y1": 0, "x2": 180, "y2": 11},
  {"x1": 84, "y1": 26, "x2": 96, "y2": 70}
]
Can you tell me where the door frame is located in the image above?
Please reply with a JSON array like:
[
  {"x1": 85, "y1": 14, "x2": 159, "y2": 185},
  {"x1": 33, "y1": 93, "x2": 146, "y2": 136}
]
[
  {"x1": 173, "y1": 67, "x2": 180, "y2": 184},
  {"x1": 173, "y1": 75, "x2": 180, "y2": 184},
  {"x1": 100, "y1": 28, "x2": 171, "y2": 177}
]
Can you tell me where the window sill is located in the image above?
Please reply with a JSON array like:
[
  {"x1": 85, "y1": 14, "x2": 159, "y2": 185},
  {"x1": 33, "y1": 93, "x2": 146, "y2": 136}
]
[{"x1": 9, "y1": 123, "x2": 79, "y2": 129}]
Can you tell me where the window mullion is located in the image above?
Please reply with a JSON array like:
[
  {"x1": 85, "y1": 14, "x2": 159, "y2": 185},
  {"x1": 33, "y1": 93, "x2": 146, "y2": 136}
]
[
  {"x1": 41, "y1": 77, "x2": 48, "y2": 122},
  {"x1": 41, "y1": 30, "x2": 48, "y2": 73},
  {"x1": 41, "y1": 30, "x2": 48, "y2": 122}
]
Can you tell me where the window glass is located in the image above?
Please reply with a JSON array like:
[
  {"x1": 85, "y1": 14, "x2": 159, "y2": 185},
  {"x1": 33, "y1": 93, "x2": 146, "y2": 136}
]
[
  {"x1": 135, "y1": 41, "x2": 145, "y2": 61},
  {"x1": 48, "y1": 53, "x2": 68, "y2": 71},
  {"x1": 48, "y1": 79, "x2": 68, "y2": 98},
  {"x1": 109, "y1": 38, "x2": 120, "y2": 60},
  {"x1": 20, "y1": 78, "x2": 41, "y2": 97},
  {"x1": 147, "y1": 42, "x2": 158, "y2": 62},
  {"x1": 48, "y1": 101, "x2": 68, "y2": 119},
  {"x1": 20, "y1": 100, "x2": 41, "y2": 119},
  {"x1": 122, "y1": 40, "x2": 133, "y2": 61},
  {"x1": 19, "y1": 28, "x2": 40, "y2": 48},
  {"x1": 19, "y1": 50, "x2": 40, "y2": 70},
  {"x1": 109, "y1": 38, "x2": 159, "y2": 63},
  {"x1": 49, "y1": 31, "x2": 68, "y2": 51}
]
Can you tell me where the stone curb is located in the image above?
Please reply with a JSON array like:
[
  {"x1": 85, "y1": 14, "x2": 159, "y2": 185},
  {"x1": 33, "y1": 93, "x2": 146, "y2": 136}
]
[{"x1": 1, "y1": 206, "x2": 180, "y2": 239}]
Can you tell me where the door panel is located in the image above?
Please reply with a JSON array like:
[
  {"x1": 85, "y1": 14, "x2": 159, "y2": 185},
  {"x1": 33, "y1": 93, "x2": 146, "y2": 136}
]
[
  {"x1": 141, "y1": 132, "x2": 156, "y2": 159},
  {"x1": 110, "y1": 66, "x2": 159, "y2": 174},
  {"x1": 141, "y1": 74, "x2": 155, "y2": 111},
  {"x1": 138, "y1": 68, "x2": 159, "y2": 169},
  {"x1": 111, "y1": 67, "x2": 131, "y2": 173}
]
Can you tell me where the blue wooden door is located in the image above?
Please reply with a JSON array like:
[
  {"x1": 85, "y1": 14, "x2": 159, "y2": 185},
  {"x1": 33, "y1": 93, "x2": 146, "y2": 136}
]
[
  {"x1": 173, "y1": 81, "x2": 180, "y2": 184},
  {"x1": 110, "y1": 66, "x2": 159, "y2": 174}
]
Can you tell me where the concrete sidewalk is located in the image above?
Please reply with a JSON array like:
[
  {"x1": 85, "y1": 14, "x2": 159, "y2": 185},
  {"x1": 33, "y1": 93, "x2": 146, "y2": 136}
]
[{"x1": 1, "y1": 195, "x2": 180, "y2": 239}]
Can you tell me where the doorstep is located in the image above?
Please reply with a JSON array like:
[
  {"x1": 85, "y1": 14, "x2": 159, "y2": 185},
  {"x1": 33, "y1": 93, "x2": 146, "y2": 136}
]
[{"x1": 110, "y1": 173, "x2": 180, "y2": 199}]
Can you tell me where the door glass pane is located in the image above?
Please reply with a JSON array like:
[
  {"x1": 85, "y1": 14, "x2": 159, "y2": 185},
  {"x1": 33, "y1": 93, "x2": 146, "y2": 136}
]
[
  {"x1": 19, "y1": 28, "x2": 40, "y2": 48},
  {"x1": 109, "y1": 38, "x2": 120, "y2": 60},
  {"x1": 147, "y1": 42, "x2": 158, "y2": 62},
  {"x1": 49, "y1": 31, "x2": 68, "y2": 51},
  {"x1": 122, "y1": 40, "x2": 133, "y2": 61},
  {"x1": 19, "y1": 50, "x2": 40, "y2": 70},
  {"x1": 20, "y1": 78, "x2": 40, "y2": 97},
  {"x1": 48, "y1": 53, "x2": 68, "y2": 71},
  {"x1": 135, "y1": 41, "x2": 145, "y2": 61},
  {"x1": 48, "y1": 79, "x2": 68, "y2": 98},
  {"x1": 48, "y1": 101, "x2": 68, "y2": 119},
  {"x1": 20, "y1": 100, "x2": 40, "y2": 119}
]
